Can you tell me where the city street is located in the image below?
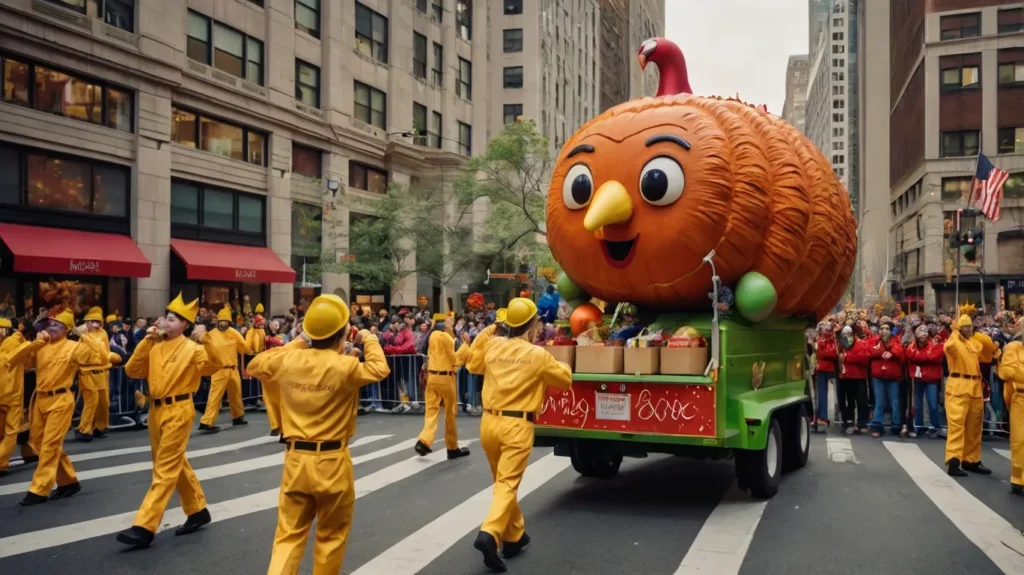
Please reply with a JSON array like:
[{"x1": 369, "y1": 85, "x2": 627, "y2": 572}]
[{"x1": 2, "y1": 412, "x2": 1024, "y2": 574}]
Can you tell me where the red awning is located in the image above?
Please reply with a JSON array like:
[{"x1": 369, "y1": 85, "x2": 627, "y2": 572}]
[
  {"x1": 0, "y1": 223, "x2": 151, "y2": 278},
  {"x1": 171, "y1": 239, "x2": 296, "y2": 284}
]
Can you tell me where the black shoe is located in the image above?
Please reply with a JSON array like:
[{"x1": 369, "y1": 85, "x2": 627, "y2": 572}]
[
  {"x1": 198, "y1": 423, "x2": 220, "y2": 434},
  {"x1": 502, "y1": 533, "x2": 530, "y2": 559},
  {"x1": 962, "y1": 461, "x2": 992, "y2": 475},
  {"x1": 50, "y1": 482, "x2": 82, "y2": 500},
  {"x1": 947, "y1": 458, "x2": 968, "y2": 477},
  {"x1": 93, "y1": 429, "x2": 108, "y2": 438},
  {"x1": 21, "y1": 455, "x2": 39, "y2": 465},
  {"x1": 116, "y1": 526, "x2": 155, "y2": 548},
  {"x1": 0, "y1": 469, "x2": 9, "y2": 478},
  {"x1": 414, "y1": 440, "x2": 433, "y2": 456},
  {"x1": 19, "y1": 492, "x2": 48, "y2": 507},
  {"x1": 447, "y1": 447, "x2": 471, "y2": 460},
  {"x1": 174, "y1": 508, "x2": 212, "y2": 536},
  {"x1": 270, "y1": 428, "x2": 280, "y2": 437},
  {"x1": 74, "y1": 431, "x2": 93, "y2": 443},
  {"x1": 473, "y1": 531, "x2": 508, "y2": 573},
  {"x1": 232, "y1": 417, "x2": 248, "y2": 426},
  {"x1": 1012, "y1": 485, "x2": 1024, "y2": 495}
]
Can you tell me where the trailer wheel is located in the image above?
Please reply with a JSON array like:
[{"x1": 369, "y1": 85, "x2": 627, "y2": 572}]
[
  {"x1": 783, "y1": 404, "x2": 811, "y2": 471},
  {"x1": 570, "y1": 445, "x2": 622, "y2": 479},
  {"x1": 737, "y1": 418, "x2": 782, "y2": 499}
]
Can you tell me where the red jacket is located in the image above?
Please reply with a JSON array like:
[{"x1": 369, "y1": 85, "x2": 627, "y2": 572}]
[
  {"x1": 868, "y1": 336, "x2": 904, "y2": 380},
  {"x1": 384, "y1": 328, "x2": 417, "y2": 355},
  {"x1": 838, "y1": 338, "x2": 871, "y2": 379},
  {"x1": 816, "y1": 337, "x2": 838, "y2": 373},
  {"x1": 904, "y1": 340, "x2": 943, "y2": 382}
]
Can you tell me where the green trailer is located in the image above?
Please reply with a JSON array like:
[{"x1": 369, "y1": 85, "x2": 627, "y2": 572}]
[{"x1": 533, "y1": 314, "x2": 813, "y2": 499}]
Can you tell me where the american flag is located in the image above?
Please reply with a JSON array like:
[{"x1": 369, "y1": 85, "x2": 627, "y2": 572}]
[{"x1": 968, "y1": 153, "x2": 1009, "y2": 221}]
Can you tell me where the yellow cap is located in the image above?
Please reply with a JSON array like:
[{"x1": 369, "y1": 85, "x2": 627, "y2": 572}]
[
  {"x1": 957, "y1": 314, "x2": 973, "y2": 328},
  {"x1": 433, "y1": 313, "x2": 448, "y2": 321},
  {"x1": 166, "y1": 292, "x2": 200, "y2": 324},
  {"x1": 496, "y1": 308, "x2": 508, "y2": 323},
  {"x1": 0, "y1": 318, "x2": 12, "y2": 329},
  {"x1": 217, "y1": 306, "x2": 233, "y2": 323},
  {"x1": 84, "y1": 307, "x2": 104, "y2": 322},
  {"x1": 105, "y1": 314, "x2": 117, "y2": 324},
  {"x1": 303, "y1": 295, "x2": 350, "y2": 340},
  {"x1": 255, "y1": 303, "x2": 264, "y2": 314},
  {"x1": 505, "y1": 298, "x2": 538, "y2": 328},
  {"x1": 54, "y1": 309, "x2": 75, "y2": 330}
]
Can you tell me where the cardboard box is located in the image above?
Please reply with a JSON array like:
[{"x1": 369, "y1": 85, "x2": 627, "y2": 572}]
[
  {"x1": 624, "y1": 347, "x2": 660, "y2": 375},
  {"x1": 660, "y1": 346, "x2": 708, "y2": 375},
  {"x1": 543, "y1": 345, "x2": 576, "y2": 368},
  {"x1": 575, "y1": 345, "x2": 624, "y2": 374}
]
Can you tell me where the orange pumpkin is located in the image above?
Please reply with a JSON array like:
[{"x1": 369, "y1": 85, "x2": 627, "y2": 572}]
[
  {"x1": 545, "y1": 39, "x2": 856, "y2": 321},
  {"x1": 570, "y1": 303, "x2": 603, "y2": 337}
]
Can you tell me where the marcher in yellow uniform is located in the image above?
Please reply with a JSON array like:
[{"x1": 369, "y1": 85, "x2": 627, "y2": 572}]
[
  {"x1": 997, "y1": 318, "x2": 1024, "y2": 494},
  {"x1": 466, "y1": 298, "x2": 572, "y2": 572},
  {"x1": 199, "y1": 306, "x2": 248, "y2": 433},
  {"x1": 247, "y1": 295, "x2": 390, "y2": 575},
  {"x1": 415, "y1": 313, "x2": 473, "y2": 459},
  {"x1": 116, "y1": 293, "x2": 222, "y2": 548},
  {"x1": 0, "y1": 318, "x2": 27, "y2": 477},
  {"x1": 75, "y1": 307, "x2": 122, "y2": 442},
  {"x1": 943, "y1": 314, "x2": 991, "y2": 477},
  {"x1": 6, "y1": 310, "x2": 104, "y2": 506},
  {"x1": 247, "y1": 303, "x2": 279, "y2": 436}
]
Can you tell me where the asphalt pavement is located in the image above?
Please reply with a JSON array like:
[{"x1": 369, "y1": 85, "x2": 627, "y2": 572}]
[{"x1": 2, "y1": 411, "x2": 1024, "y2": 574}]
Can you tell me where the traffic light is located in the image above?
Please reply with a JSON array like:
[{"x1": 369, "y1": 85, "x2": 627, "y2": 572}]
[{"x1": 961, "y1": 227, "x2": 984, "y2": 263}]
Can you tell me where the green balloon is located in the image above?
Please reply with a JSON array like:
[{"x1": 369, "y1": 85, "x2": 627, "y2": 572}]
[
  {"x1": 735, "y1": 272, "x2": 778, "y2": 322},
  {"x1": 557, "y1": 274, "x2": 586, "y2": 302}
]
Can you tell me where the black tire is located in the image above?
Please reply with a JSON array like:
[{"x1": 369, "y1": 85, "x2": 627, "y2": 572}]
[
  {"x1": 737, "y1": 418, "x2": 782, "y2": 499},
  {"x1": 783, "y1": 404, "x2": 811, "y2": 471},
  {"x1": 570, "y1": 444, "x2": 623, "y2": 479}
]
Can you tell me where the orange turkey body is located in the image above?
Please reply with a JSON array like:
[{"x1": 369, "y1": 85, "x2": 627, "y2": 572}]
[{"x1": 545, "y1": 74, "x2": 857, "y2": 321}]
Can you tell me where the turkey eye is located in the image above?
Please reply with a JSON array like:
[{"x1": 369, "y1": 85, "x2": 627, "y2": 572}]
[
  {"x1": 562, "y1": 163, "x2": 593, "y2": 210},
  {"x1": 639, "y1": 157, "x2": 685, "y2": 206}
]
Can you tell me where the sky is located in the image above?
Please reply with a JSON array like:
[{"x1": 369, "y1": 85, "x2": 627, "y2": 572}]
[{"x1": 664, "y1": 0, "x2": 809, "y2": 115}]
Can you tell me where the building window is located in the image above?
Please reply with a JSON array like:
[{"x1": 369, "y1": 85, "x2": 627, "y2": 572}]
[
  {"x1": 295, "y1": 0, "x2": 320, "y2": 38},
  {"x1": 998, "y1": 8, "x2": 1024, "y2": 34},
  {"x1": 999, "y1": 127, "x2": 1024, "y2": 155},
  {"x1": 940, "y1": 13, "x2": 980, "y2": 40},
  {"x1": 170, "y1": 105, "x2": 266, "y2": 166},
  {"x1": 941, "y1": 65, "x2": 979, "y2": 90},
  {"x1": 432, "y1": 42, "x2": 444, "y2": 86},
  {"x1": 503, "y1": 29, "x2": 523, "y2": 52},
  {"x1": 413, "y1": 33, "x2": 428, "y2": 80},
  {"x1": 415, "y1": 0, "x2": 427, "y2": 13},
  {"x1": 457, "y1": 57, "x2": 472, "y2": 100},
  {"x1": 291, "y1": 201, "x2": 322, "y2": 270},
  {"x1": 458, "y1": 121, "x2": 471, "y2": 156},
  {"x1": 412, "y1": 102, "x2": 428, "y2": 146},
  {"x1": 1005, "y1": 172, "x2": 1024, "y2": 198},
  {"x1": 941, "y1": 177, "x2": 972, "y2": 202},
  {"x1": 503, "y1": 66, "x2": 524, "y2": 89},
  {"x1": 349, "y1": 161, "x2": 388, "y2": 194},
  {"x1": 941, "y1": 130, "x2": 980, "y2": 158},
  {"x1": 187, "y1": 11, "x2": 264, "y2": 86},
  {"x1": 291, "y1": 143, "x2": 322, "y2": 178},
  {"x1": 171, "y1": 179, "x2": 265, "y2": 235},
  {"x1": 356, "y1": 3, "x2": 389, "y2": 64},
  {"x1": 456, "y1": 0, "x2": 472, "y2": 40},
  {"x1": 102, "y1": 0, "x2": 135, "y2": 33},
  {"x1": 295, "y1": 60, "x2": 320, "y2": 107},
  {"x1": 429, "y1": 111, "x2": 442, "y2": 149},
  {"x1": 1, "y1": 55, "x2": 134, "y2": 133},
  {"x1": 503, "y1": 104, "x2": 522, "y2": 125},
  {"x1": 246, "y1": 0, "x2": 264, "y2": 6},
  {"x1": 430, "y1": 2, "x2": 443, "y2": 22},
  {"x1": 353, "y1": 81, "x2": 386, "y2": 129},
  {"x1": 0, "y1": 145, "x2": 129, "y2": 217},
  {"x1": 999, "y1": 61, "x2": 1024, "y2": 85},
  {"x1": 505, "y1": 0, "x2": 522, "y2": 15}
]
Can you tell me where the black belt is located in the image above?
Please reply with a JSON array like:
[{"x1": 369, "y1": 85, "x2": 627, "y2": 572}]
[
  {"x1": 152, "y1": 394, "x2": 191, "y2": 406},
  {"x1": 428, "y1": 370, "x2": 455, "y2": 376},
  {"x1": 39, "y1": 388, "x2": 69, "y2": 397},
  {"x1": 485, "y1": 409, "x2": 535, "y2": 422},
  {"x1": 288, "y1": 440, "x2": 344, "y2": 452},
  {"x1": 81, "y1": 368, "x2": 109, "y2": 375},
  {"x1": 221, "y1": 365, "x2": 238, "y2": 370},
  {"x1": 949, "y1": 373, "x2": 981, "y2": 380}
]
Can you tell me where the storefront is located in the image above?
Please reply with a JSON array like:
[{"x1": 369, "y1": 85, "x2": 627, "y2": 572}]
[
  {"x1": 1002, "y1": 278, "x2": 1024, "y2": 313},
  {"x1": 931, "y1": 279, "x2": 998, "y2": 315}
]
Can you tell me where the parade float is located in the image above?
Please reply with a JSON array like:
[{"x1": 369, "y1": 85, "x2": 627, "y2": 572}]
[{"x1": 533, "y1": 38, "x2": 858, "y2": 498}]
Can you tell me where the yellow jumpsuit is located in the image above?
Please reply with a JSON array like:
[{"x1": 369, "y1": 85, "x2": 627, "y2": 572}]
[
  {"x1": 0, "y1": 332, "x2": 27, "y2": 471},
  {"x1": 943, "y1": 332, "x2": 985, "y2": 466},
  {"x1": 124, "y1": 333, "x2": 223, "y2": 532},
  {"x1": 7, "y1": 335, "x2": 104, "y2": 496},
  {"x1": 997, "y1": 340, "x2": 1024, "y2": 488},
  {"x1": 466, "y1": 328, "x2": 572, "y2": 545},
  {"x1": 417, "y1": 330, "x2": 472, "y2": 450},
  {"x1": 76, "y1": 329, "x2": 122, "y2": 436},
  {"x1": 246, "y1": 327, "x2": 279, "y2": 431},
  {"x1": 200, "y1": 327, "x2": 247, "y2": 426},
  {"x1": 247, "y1": 332, "x2": 390, "y2": 575}
]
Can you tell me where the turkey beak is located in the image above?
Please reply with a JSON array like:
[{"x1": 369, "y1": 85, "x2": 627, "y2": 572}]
[
  {"x1": 584, "y1": 181, "x2": 633, "y2": 233},
  {"x1": 638, "y1": 53, "x2": 648, "y2": 71}
]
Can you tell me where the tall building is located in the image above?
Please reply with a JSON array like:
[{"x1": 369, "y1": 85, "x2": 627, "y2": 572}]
[
  {"x1": 859, "y1": 0, "x2": 1024, "y2": 314},
  {"x1": 782, "y1": 54, "x2": 810, "y2": 133},
  {"x1": 598, "y1": 0, "x2": 664, "y2": 113},
  {"x1": 0, "y1": 0, "x2": 648, "y2": 319}
]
